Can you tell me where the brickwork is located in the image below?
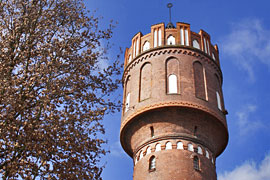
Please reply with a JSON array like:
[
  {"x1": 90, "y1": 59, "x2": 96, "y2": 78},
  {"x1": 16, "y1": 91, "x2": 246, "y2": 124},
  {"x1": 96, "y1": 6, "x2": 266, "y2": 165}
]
[{"x1": 120, "y1": 22, "x2": 228, "y2": 180}]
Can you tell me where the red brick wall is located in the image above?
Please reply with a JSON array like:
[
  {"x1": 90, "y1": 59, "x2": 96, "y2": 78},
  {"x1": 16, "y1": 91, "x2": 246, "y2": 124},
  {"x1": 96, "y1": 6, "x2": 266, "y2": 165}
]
[{"x1": 120, "y1": 43, "x2": 228, "y2": 180}]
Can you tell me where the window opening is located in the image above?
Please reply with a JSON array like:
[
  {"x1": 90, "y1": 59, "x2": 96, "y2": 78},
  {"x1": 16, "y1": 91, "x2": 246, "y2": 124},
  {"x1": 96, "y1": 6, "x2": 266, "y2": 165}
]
[
  {"x1": 194, "y1": 126, "x2": 198, "y2": 136},
  {"x1": 193, "y1": 156, "x2": 200, "y2": 170},
  {"x1": 149, "y1": 156, "x2": 156, "y2": 171},
  {"x1": 193, "y1": 39, "x2": 200, "y2": 49},
  {"x1": 177, "y1": 142, "x2": 183, "y2": 149},
  {"x1": 216, "y1": 91, "x2": 222, "y2": 110},
  {"x1": 143, "y1": 41, "x2": 150, "y2": 51},
  {"x1": 155, "y1": 143, "x2": 161, "y2": 152},
  {"x1": 150, "y1": 126, "x2": 154, "y2": 137},
  {"x1": 168, "y1": 74, "x2": 177, "y2": 94},
  {"x1": 125, "y1": 93, "x2": 130, "y2": 112},
  {"x1": 197, "y1": 146, "x2": 203, "y2": 155},
  {"x1": 188, "y1": 143, "x2": 194, "y2": 152},
  {"x1": 167, "y1": 35, "x2": 175, "y2": 45},
  {"x1": 165, "y1": 142, "x2": 172, "y2": 150},
  {"x1": 205, "y1": 150, "x2": 209, "y2": 159}
]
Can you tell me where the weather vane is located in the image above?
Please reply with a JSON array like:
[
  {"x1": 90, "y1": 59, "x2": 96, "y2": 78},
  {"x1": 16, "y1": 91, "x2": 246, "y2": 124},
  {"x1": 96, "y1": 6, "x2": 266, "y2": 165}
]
[
  {"x1": 166, "y1": 3, "x2": 175, "y2": 28},
  {"x1": 167, "y1": 3, "x2": 173, "y2": 23}
]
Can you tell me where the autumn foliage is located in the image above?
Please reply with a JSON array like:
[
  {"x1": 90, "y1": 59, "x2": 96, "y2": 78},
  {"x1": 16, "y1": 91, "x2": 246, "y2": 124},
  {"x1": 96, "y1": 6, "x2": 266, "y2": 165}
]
[{"x1": 0, "y1": 0, "x2": 121, "y2": 179}]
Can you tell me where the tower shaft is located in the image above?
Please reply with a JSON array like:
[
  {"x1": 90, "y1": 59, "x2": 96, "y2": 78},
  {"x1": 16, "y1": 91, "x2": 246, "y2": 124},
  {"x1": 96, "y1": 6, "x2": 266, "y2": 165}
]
[{"x1": 121, "y1": 22, "x2": 228, "y2": 180}]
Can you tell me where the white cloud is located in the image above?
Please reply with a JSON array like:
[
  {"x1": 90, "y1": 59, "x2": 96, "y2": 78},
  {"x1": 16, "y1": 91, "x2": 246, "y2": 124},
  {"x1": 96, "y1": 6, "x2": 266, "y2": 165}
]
[
  {"x1": 221, "y1": 18, "x2": 270, "y2": 82},
  {"x1": 218, "y1": 154, "x2": 270, "y2": 180},
  {"x1": 236, "y1": 104, "x2": 262, "y2": 136}
]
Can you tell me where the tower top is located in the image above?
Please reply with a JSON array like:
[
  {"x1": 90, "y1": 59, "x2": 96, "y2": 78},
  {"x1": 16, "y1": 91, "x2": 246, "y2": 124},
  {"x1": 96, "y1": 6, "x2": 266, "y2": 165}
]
[{"x1": 166, "y1": 3, "x2": 175, "y2": 29}]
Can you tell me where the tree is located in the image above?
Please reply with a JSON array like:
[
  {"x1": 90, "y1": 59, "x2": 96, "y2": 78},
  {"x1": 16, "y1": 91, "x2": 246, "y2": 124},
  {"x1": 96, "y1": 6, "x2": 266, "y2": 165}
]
[{"x1": 0, "y1": 0, "x2": 121, "y2": 179}]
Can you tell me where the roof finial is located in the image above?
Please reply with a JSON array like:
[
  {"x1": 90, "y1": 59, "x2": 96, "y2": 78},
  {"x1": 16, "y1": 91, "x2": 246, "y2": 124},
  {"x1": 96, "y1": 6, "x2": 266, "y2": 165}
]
[{"x1": 166, "y1": 3, "x2": 175, "y2": 29}]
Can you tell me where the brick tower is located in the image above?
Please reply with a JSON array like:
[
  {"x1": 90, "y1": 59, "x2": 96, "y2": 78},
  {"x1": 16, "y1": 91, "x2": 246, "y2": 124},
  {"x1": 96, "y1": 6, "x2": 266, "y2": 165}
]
[{"x1": 120, "y1": 21, "x2": 228, "y2": 180}]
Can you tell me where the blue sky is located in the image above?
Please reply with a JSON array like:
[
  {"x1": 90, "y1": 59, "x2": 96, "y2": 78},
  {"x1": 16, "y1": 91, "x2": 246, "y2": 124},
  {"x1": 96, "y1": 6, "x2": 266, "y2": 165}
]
[{"x1": 86, "y1": 0, "x2": 270, "y2": 179}]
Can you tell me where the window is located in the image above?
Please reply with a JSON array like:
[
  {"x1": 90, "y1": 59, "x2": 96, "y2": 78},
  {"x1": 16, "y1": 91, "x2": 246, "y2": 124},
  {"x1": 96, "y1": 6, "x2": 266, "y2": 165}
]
[
  {"x1": 158, "y1": 28, "x2": 162, "y2": 46},
  {"x1": 166, "y1": 58, "x2": 180, "y2": 94},
  {"x1": 205, "y1": 150, "x2": 209, "y2": 159},
  {"x1": 136, "y1": 38, "x2": 139, "y2": 56},
  {"x1": 133, "y1": 41, "x2": 136, "y2": 58},
  {"x1": 168, "y1": 74, "x2": 178, "y2": 93},
  {"x1": 215, "y1": 74, "x2": 222, "y2": 110},
  {"x1": 193, "y1": 126, "x2": 198, "y2": 136},
  {"x1": 149, "y1": 156, "x2": 156, "y2": 171},
  {"x1": 155, "y1": 143, "x2": 161, "y2": 152},
  {"x1": 216, "y1": 91, "x2": 222, "y2": 110},
  {"x1": 185, "y1": 29, "x2": 189, "y2": 46},
  {"x1": 193, "y1": 40, "x2": 200, "y2": 49},
  {"x1": 180, "y1": 28, "x2": 184, "y2": 45},
  {"x1": 197, "y1": 146, "x2": 203, "y2": 155},
  {"x1": 143, "y1": 41, "x2": 150, "y2": 51},
  {"x1": 165, "y1": 142, "x2": 172, "y2": 150},
  {"x1": 177, "y1": 142, "x2": 183, "y2": 149},
  {"x1": 124, "y1": 76, "x2": 131, "y2": 113},
  {"x1": 212, "y1": 53, "x2": 216, "y2": 61},
  {"x1": 134, "y1": 157, "x2": 138, "y2": 165},
  {"x1": 193, "y1": 156, "x2": 199, "y2": 170},
  {"x1": 125, "y1": 93, "x2": 130, "y2": 112},
  {"x1": 146, "y1": 146, "x2": 151, "y2": 155},
  {"x1": 203, "y1": 37, "x2": 207, "y2": 53},
  {"x1": 206, "y1": 40, "x2": 210, "y2": 55},
  {"x1": 167, "y1": 35, "x2": 176, "y2": 45},
  {"x1": 128, "y1": 55, "x2": 131, "y2": 63},
  {"x1": 150, "y1": 126, "x2": 154, "y2": 137},
  {"x1": 188, "y1": 143, "x2": 194, "y2": 152},
  {"x1": 154, "y1": 29, "x2": 157, "y2": 47}
]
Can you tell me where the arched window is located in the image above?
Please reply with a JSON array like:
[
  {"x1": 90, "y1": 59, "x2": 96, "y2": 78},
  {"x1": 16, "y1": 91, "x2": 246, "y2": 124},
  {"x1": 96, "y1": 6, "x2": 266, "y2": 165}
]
[
  {"x1": 125, "y1": 93, "x2": 130, "y2": 112},
  {"x1": 146, "y1": 146, "x2": 151, "y2": 155},
  {"x1": 193, "y1": 156, "x2": 200, "y2": 170},
  {"x1": 205, "y1": 150, "x2": 209, "y2": 159},
  {"x1": 168, "y1": 74, "x2": 178, "y2": 94},
  {"x1": 158, "y1": 28, "x2": 162, "y2": 46},
  {"x1": 188, "y1": 143, "x2": 194, "y2": 152},
  {"x1": 203, "y1": 37, "x2": 207, "y2": 54},
  {"x1": 212, "y1": 53, "x2": 216, "y2": 61},
  {"x1": 150, "y1": 126, "x2": 154, "y2": 137},
  {"x1": 167, "y1": 35, "x2": 176, "y2": 45},
  {"x1": 197, "y1": 146, "x2": 203, "y2": 155},
  {"x1": 155, "y1": 143, "x2": 161, "y2": 152},
  {"x1": 177, "y1": 142, "x2": 183, "y2": 149},
  {"x1": 215, "y1": 74, "x2": 222, "y2": 110},
  {"x1": 193, "y1": 40, "x2": 200, "y2": 49},
  {"x1": 154, "y1": 29, "x2": 157, "y2": 47},
  {"x1": 143, "y1": 41, "x2": 150, "y2": 51},
  {"x1": 124, "y1": 76, "x2": 131, "y2": 113},
  {"x1": 140, "y1": 63, "x2": 152, "y2": 101},
  {"x1": 136, "y1": 38, "x2": 139, "y2": 56},
  {"x1": 166, "y1": 58, "x2": 179, "y2": 94},
  {"x1": 134, "y1": 157, "x2": 138, "y2": 165},
  {"x1": 193, "y1": 61, "x2": 206, "y2": 100},
  {"x1": 216, "y1": 91, "x2": 222, "y2": 110},
  {"x1": 165, "y1": 142, "x2": 172, "y2": 150},
  {"x1": 128, "y1": 55, "x2": 131, "y2": 63},
  {"x1": 149, "y1": 156, "x2": 156, "y2": 171}
]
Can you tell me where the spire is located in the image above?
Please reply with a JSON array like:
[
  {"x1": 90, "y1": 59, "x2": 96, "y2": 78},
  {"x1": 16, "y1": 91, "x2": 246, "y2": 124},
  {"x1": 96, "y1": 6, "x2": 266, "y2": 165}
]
[{"x1": 166, "y1": 3, "x2": 175, "y2": 29}]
